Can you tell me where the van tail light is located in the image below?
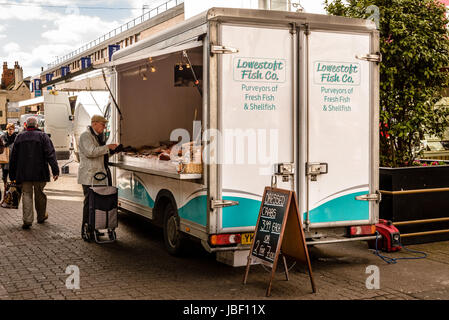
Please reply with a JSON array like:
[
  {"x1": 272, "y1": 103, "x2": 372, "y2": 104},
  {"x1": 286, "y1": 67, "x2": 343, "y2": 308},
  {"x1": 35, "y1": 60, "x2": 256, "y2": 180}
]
[
  {"x1": 210, "y1": 234, "x2": 242, "y2": 246},
  {"x1": 348, "y1": 225, "x2": 376, "y2": 236}
]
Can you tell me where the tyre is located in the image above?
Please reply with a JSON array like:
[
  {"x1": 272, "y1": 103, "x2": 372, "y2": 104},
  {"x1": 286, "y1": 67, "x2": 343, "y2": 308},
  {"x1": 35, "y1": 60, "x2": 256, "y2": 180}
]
[
  {"x1": 163, "y1": 202, "x2": 185, "y2": 256},
  {"x1": 108, "y1": 230, "x2": 117, "y2": 241},
  {"x1": 81, "y1": 223, "x2": 92, "y2": 242}
]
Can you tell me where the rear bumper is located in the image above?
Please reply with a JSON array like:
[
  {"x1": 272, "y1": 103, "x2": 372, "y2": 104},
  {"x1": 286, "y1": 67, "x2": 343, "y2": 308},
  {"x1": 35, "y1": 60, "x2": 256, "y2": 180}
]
[{"x1": 201, "y1": 239, "x2": 250, "y2": 253}]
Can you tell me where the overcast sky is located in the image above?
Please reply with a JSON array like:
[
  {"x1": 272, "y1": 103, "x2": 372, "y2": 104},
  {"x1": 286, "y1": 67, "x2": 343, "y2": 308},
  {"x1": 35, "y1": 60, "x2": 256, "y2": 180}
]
[{"x1": 0, "y1": 0, "x2": 327, "y2": 78}]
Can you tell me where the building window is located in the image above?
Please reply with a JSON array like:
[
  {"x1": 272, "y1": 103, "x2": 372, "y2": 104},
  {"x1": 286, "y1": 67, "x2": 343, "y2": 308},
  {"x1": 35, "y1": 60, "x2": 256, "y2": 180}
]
[
  {"x1": 135, "y1": 34, "x2": 140, "y2": 42},
  {"x1": 0, "y1": 111, "x2": 3, "y2": 117}
]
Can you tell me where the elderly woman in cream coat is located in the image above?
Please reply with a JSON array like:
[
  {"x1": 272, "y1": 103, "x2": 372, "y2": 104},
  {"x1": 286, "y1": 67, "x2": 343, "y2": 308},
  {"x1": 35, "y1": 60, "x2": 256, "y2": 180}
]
[{"x1": 78, "y1": 114, "x2": 118, "y2": 238}]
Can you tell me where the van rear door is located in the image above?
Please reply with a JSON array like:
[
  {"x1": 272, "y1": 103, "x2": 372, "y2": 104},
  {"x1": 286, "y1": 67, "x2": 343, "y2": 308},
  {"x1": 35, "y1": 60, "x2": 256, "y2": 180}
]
[
  {"x1": 215, "y1": 24, "x2": 295, "y2": 235},
  {"x1": 44, "y1": 93, "x2": 72, "y2": 160},
  {"x1": 304, "y1": 30, "x2": 379, "y2": 228}
]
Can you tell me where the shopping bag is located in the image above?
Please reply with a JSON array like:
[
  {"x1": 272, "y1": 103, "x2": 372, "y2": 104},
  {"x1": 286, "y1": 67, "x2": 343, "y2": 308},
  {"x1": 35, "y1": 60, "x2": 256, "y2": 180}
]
[
  {"x1": 1, "y1": 182, "x2": 21, "y2": 209},
  {"x1": 88, "y1": 186, "x2": 118, "y2": 229},
  {"x1": 0, "y1": 148, "x2": 10, "y2": 164}
]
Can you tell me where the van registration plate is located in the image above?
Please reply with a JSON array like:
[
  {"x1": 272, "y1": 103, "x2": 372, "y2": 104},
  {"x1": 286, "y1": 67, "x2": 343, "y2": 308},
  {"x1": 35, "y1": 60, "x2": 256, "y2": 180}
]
[{"x1": 241, "y1": 233, "x2": 254, "y2": 245}]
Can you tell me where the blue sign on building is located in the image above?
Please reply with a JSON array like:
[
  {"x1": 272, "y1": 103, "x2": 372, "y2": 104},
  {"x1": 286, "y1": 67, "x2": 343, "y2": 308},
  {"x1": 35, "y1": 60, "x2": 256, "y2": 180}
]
[
  {"x1": 45, "y1": 73, "x2": 53, "y2": 82},
  {"x1": 81, "y1": 57, "x2": 92, "y2": 69},
  {"x1": 35, "y1": 90, "x2": 42, "y2": 97},
  {"x1": 61, "y1": 66, "x2": 70, "y2": 77},
  {"x1": 34, "y1": 79, "x2": 42, "y2": 91},
  {"x1": 108, "y1": 45, "x2": 120, "y2": 61}
]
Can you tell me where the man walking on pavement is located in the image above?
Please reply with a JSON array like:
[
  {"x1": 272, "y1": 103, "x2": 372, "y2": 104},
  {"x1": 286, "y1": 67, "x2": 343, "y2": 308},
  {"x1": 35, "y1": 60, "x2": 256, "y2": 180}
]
[
  {"x1": 9, "y1": 116, "x2": 59, "y2": 229},
  {"x1": 78, "y1": 115, "x2": 118, "y2": 239}
]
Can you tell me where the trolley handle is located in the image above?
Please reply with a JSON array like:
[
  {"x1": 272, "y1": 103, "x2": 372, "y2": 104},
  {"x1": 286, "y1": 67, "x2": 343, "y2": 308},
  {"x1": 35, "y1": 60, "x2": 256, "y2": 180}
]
[{"x1": 91, "y1": 172, "x2": 108, "y2": 187}]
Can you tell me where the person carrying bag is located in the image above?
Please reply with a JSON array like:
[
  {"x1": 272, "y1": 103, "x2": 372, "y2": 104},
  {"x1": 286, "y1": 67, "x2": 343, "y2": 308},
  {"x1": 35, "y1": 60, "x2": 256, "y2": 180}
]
[
  {"x1": 77, "y1": 115, "x2": 121, "y2": 241},
  {"x1": 1, "y1": 123, "x2": 18, "y2": 207}
]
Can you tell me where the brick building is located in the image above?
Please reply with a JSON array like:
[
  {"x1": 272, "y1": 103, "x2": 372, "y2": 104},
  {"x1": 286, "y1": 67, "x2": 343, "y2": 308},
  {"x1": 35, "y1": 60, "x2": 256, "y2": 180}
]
[
  {"x1": 1, "y1": 62, "x2": 16, "y2": 89},
  {"x1": 0, "y1": 62, "x2": 31, "y2": 129}
]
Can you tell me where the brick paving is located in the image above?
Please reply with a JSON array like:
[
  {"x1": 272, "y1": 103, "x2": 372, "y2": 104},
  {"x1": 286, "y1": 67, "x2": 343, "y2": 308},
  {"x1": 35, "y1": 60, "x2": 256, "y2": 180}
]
[{"x1": 1, "y1": 161, "x2": 449, "y2": 301}]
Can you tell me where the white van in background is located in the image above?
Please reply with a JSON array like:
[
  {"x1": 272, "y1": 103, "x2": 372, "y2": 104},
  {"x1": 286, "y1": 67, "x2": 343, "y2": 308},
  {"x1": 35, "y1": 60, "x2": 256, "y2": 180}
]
[
  {"x1": 72, "y1": 91, "x2": 111, "y2": 162},
  {"x1": 18, "y1": 92, "x2": 73, "y2": 160}
]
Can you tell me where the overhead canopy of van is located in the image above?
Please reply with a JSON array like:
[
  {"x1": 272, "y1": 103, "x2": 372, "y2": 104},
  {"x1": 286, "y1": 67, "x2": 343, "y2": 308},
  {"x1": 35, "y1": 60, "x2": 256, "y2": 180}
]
[
  {"x1": 109, "y1": 10, "x2": 208, "y2": 69},
  {"x1": 111, "y1": 39, "x2": 203, "y2": 68}
]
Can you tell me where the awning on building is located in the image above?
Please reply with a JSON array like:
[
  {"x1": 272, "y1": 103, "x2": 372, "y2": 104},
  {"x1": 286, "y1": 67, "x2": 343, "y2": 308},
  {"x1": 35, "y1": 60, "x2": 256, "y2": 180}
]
[{"x1": 18, "y1": 96, "x2": 44, "y2": 108}]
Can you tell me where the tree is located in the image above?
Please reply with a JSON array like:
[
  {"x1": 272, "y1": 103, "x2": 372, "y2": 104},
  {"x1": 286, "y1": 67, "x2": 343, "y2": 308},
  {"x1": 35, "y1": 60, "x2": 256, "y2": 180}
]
[{"x1": 325, "y1": 0, "x2": 449, "y2": 167}]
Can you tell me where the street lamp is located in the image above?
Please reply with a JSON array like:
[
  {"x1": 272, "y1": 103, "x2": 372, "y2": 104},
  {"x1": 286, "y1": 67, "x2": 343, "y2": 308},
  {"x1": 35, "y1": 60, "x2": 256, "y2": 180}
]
[{"x1": 142, "y1": 4, "x2": 149, "y2": 16}]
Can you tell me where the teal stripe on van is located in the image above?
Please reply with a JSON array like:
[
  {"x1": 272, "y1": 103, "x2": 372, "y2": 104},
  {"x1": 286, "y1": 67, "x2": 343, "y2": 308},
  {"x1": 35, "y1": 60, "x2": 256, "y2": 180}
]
[
  {"x1": 178, "y1": 195, "x2": 208, "y2": 226},
  {"x1": 305, "y1": 191, "x2": 369, "y2": 224},
  {"x1": 222, "y1": 196, "x2": 261, "y2": 229},
  {"x1": 118, "y1": 178, "x2": 155, "y2": 208},
  {"x1": 180, "y1": 196, "x2": 261, "y2": 228},
  {"x1": 117, "y1": 181, "x2": 369, "y2": 228}
]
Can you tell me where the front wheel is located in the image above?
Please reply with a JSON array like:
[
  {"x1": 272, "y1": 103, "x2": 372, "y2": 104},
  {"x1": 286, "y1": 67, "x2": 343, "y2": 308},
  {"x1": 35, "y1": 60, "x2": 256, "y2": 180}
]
[{"x1": 163, "y1": 203, "x2": 185, "y2": 256}]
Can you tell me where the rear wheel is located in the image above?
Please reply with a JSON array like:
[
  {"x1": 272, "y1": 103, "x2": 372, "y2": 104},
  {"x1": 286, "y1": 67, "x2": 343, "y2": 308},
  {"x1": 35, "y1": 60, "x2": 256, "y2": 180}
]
[
  {"x1": 163, "y1": 203, "x2": 185, "y2": 256},
  {"x1": 108, "y1": 230, "x2": 116, "y2": 241},
  {"x1": 82, "y1": 223, "x2": 92, "y2": 242}
]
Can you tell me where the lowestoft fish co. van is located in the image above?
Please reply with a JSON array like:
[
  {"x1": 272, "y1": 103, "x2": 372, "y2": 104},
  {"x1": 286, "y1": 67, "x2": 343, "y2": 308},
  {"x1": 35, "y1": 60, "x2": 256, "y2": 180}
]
[{"x1": 104, "y1": 8, "x2": 381, "y2": 266}]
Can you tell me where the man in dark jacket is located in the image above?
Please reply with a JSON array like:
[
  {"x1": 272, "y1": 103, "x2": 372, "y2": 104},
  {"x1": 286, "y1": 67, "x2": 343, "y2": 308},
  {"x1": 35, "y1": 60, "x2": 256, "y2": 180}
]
[{"x1": 9, "y1": 116, "x2": 59, "y2": 229}]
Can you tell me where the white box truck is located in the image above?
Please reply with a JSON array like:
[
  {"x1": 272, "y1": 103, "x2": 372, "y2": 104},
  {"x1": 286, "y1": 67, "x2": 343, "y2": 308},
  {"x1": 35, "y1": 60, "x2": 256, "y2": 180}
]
[
  {"x1": 106, "y1": 8, "x2": 381, "y2": 266},
  {"x1": 72, "y1": 91, "x2": 111, "y2": 162},
  {"x1": 17, "y1": 91, "x2": 73, "y2": 160}
]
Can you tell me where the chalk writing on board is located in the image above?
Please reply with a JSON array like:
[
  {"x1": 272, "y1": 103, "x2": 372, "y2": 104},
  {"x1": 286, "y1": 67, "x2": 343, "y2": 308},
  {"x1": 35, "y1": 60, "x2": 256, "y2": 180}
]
[
  {"x1": 264, "y1": 192, "x2": 287, "y2": 207},
  {"x1": 251, "y1": 189, "x2": 289, "y2": 265}
]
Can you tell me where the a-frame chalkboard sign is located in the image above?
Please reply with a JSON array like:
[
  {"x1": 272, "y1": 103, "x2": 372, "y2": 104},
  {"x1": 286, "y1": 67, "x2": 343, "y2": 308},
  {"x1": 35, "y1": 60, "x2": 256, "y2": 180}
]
[{"x1": 243, "y1": 187, "x2": 316, "y2": 296}]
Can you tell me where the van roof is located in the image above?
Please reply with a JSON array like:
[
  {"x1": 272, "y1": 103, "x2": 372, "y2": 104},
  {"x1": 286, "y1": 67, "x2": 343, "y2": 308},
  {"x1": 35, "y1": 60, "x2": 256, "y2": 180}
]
[{"x1": 112, "y1": 7, "x2": 377, "y2": 62}]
